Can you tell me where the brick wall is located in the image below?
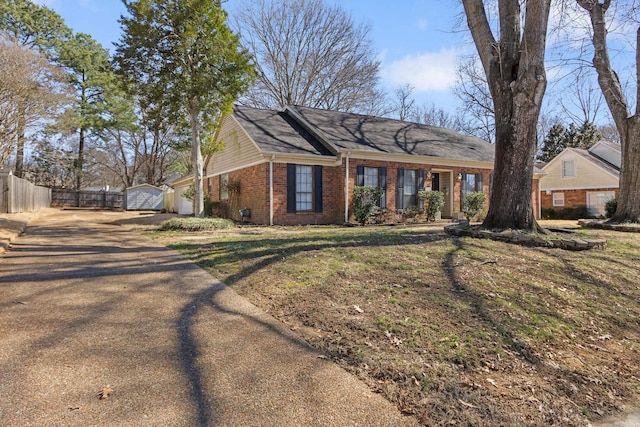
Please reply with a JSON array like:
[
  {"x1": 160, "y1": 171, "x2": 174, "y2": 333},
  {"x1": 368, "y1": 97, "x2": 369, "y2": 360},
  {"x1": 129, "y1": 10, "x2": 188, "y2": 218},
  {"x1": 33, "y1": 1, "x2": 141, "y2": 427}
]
[
  {"x1": 208, "y1": 159, "x2": 502, "y2": 225},
  {"x1": 540, "y1": 187, "x2": 618, "y2": 211}
]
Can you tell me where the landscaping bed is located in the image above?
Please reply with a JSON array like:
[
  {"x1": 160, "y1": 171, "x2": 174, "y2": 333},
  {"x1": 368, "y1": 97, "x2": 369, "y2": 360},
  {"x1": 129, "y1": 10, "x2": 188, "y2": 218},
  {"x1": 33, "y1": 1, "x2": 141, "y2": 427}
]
[{"x1": 153, "y1": 221, "x2": 640, "y2": 426}]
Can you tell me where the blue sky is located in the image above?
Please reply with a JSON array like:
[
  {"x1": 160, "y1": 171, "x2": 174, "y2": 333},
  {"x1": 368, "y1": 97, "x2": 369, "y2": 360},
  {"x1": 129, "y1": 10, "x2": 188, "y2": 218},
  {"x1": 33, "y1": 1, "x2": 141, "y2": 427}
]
[
  {"x1": 34, "y1": 0, "x2": 470, "y2": 111},
  {"x1": 32, "y1": 0, "x2": 637, "y2": 124}
]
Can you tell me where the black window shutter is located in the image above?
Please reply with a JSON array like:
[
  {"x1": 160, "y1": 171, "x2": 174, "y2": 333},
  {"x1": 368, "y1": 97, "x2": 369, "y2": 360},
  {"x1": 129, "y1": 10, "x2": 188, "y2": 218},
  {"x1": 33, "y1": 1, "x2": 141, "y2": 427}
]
[
  {"x1": 356, "y1": 165, "x2": 364, "y2": 186},
  {"x1": 314, "y1": 165, "x2": 323, "y2": 213},
  {"x1": 396, "y1": 168, "x2": 405, "y2": 210},
  {"x1": 477, "y1": 173, "x2": 483, "y2": 192},
  {"x1": 287, "y1": 164, "x2": 296, "y2": 213},
  {"x1": 379, "y1": 167, "x2": 387, "y2": 208},
  {"x1": 417, "y1": 169, "x2": 425, "y2": 211}
]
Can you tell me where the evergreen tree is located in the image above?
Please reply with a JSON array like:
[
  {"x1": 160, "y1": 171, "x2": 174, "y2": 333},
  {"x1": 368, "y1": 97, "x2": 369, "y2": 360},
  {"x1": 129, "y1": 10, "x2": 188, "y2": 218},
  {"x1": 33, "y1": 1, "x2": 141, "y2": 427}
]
[
  {"x1": 115, "y1": 0, "x2": 254, "y2": 216},
  {"x1": 537, "y1": 121, "x2": 602, "y2": 162}
]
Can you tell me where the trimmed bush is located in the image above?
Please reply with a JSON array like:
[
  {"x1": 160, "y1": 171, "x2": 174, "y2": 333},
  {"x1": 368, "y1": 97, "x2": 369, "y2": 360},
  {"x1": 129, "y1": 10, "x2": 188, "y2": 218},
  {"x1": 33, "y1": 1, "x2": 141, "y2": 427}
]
[
  {"x1": 418, "y1": 190, "x2": 445, "y2": 222},
  {"x1": 353, "y1": 186, "x2": 384, "y2": 225},
  {"x1": 158, "y1": 217, "x2": 234, "y2": 231},
  {"x1": 541, "y1": 206, "x2": 590, "y2": 220},
  {"x1": 605, "y1": 198, "x2": 617, "y2": 218},
  {"x1": 462, "y1": 191, "x2": 486, "y2": 221}
]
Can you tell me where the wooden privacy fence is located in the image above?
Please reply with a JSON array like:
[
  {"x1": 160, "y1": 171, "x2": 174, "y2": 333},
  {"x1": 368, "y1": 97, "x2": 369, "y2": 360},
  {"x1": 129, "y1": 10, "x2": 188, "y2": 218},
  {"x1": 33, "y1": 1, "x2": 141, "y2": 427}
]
[
  {"x1": 51, "y1": 189, "x2": 124, "y2": 209},
  {"x1": 0, "y1": 171, "x2": 51, "y2": 214}
]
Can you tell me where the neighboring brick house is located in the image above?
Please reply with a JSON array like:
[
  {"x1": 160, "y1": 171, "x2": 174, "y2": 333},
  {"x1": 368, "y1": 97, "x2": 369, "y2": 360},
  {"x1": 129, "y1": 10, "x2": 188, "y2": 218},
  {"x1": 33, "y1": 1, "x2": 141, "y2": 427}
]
[
  {"x1": 205, "y1": 105, "x2": 536, "y2": 225},
  {"x1": 539, "y1": 141, "x2": 620, "y2": 218}
]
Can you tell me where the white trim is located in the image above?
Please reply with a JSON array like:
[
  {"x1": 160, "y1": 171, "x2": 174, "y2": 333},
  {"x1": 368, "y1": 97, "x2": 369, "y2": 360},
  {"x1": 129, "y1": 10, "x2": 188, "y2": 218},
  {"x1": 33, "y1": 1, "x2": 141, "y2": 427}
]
[
  {"x1": 205, "y1": 158, "x2": 267, "y2": 178},
  {"x1": 340, "y1": 150, "x2": 494, "y2": 169},
  {"x1": 541, "y1": 185, "x2": 619, "y2": 191}
]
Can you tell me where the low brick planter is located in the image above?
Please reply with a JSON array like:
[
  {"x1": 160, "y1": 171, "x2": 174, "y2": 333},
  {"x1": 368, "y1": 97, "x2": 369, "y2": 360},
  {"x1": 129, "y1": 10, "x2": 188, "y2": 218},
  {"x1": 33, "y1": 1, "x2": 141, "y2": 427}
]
[
  {"x1": 578, "y1": 219, "x2": 640, "y2": 233},
  {"x1": 444, "y1": 224, "x2": 607, "y2": 251}
]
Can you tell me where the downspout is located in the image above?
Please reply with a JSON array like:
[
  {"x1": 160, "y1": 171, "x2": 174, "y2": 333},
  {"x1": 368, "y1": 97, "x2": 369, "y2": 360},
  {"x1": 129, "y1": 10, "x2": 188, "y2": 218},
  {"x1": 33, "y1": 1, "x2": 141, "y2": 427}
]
[
  {"x1": 269, "y1": 155, "x2": 275, "y2": 226},
  {"x1": 344, "y1": 152, "x2": 350, "y2": 223}
]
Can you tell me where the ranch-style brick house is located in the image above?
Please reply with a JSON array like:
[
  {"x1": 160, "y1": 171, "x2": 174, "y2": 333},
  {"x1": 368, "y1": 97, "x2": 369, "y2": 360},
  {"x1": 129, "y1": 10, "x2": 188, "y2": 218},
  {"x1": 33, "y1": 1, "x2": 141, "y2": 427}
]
[
  {"x1": 539, "y1": 140, "x2": 620, "y2": 217},
  {"x1": 205, "y1": 105, "x2": 541, "y2": 225}
]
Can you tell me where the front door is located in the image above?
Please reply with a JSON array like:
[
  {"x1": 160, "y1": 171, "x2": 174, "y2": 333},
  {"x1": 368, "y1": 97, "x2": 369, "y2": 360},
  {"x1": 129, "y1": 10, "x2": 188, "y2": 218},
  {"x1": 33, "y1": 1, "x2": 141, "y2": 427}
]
[{"x1": 431, "y1": 173, "x2": 440, "y2": 191}]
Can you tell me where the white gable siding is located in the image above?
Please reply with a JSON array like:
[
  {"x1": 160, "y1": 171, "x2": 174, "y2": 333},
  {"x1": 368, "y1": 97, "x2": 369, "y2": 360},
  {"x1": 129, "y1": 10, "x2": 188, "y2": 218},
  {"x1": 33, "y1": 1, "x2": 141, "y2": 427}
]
[
  {"x1": 540, "y1": 150, "x2": 618, "y2": 191},
  {"x1": 206, "y1": 115, "x2": 265, "y2": 177}
]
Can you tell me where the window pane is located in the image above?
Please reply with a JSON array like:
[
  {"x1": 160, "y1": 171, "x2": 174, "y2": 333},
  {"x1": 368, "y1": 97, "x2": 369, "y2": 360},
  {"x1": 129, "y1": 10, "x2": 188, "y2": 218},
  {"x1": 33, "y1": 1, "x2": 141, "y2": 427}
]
[
  {"x1": 363, "y1": 167, "x2": 378, "y2": 187},
  {"x1": 404, "y1": 169, "x2": 416, "y2": 195},
  {"x1": 296, "y1": 165, "x2": 313, "y2": 211},
  {"x1": 220, "y1": 174, "x2": 229, "y2": 200},
  {"x1": 562, "y1": 160, "x2": 575, "y2": 177},
  {"x1": 553, "y1": 193, "x2": 564, "y2": 207}
]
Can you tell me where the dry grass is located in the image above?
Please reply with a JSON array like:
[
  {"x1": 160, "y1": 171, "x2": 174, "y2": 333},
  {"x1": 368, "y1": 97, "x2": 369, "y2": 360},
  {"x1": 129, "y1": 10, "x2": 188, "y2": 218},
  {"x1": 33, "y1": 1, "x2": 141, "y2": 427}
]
[{"x1": 153, "y1": 221, "x2": 640, "y2": 426}]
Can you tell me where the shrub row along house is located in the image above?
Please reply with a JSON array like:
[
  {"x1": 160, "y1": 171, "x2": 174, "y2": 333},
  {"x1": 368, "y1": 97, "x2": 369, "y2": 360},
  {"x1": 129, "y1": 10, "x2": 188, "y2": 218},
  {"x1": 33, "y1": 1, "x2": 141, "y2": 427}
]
[
  {"x1": 203, "y1": 105, "x2": 542, "y2": 225},
  {"x1": 539, "y1": 140, "x2": 620, "y2": 218}
]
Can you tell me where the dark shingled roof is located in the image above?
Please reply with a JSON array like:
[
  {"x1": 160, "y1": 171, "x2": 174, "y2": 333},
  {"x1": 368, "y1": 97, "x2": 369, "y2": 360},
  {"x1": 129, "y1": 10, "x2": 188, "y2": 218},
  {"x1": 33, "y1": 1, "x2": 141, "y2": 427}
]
[
  {"x1": 233, "y1": 106, "x2": 334, "y2": 156},
  {"x1": 290, "y1": 105, "x2": 495, "y2": 162},
  {"x1": 232, "y1": 105, "x2": 495, "y2": 163}
]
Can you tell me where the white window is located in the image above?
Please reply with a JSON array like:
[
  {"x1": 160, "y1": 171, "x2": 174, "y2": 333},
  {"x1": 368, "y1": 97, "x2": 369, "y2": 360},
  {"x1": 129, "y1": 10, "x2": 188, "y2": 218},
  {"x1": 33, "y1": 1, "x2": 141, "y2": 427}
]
[
  {"x1": 587, "y1": 191, "x2": 615, "y2": 217},
  {"x1": 553, "y1": 192, "x2": 565, "y2": 207},
  {"x1": 562, "y1": 160, "x2": 576, "y2": 178},
  {"x1": 363, "y1": 167, "x2": 378, "y2": 187},
  {"x1": 220, "y1": 173, "x2": 229, "y2": 200},
  {"x1": 296, "y1": 165, "x2": 313, "y2": 211},
  {"x1": 404, "y1": 169, "x2": 417, "y2": 208}
]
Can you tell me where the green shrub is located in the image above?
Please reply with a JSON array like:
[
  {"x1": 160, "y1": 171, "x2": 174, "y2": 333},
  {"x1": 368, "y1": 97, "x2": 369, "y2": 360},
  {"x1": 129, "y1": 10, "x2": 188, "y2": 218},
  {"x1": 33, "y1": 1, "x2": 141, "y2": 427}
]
[
  {"x1": 605, "y1": 198, "x2": 617, "y2": 218},
  {"x1": 541, "y1": 206, "x2": 590, "y2": 220},
  {"x1": 418, "y1": 190, "x2": 445, "y2": 221},
  {"x1": 158, "y1": 217, "x2": 234, "y2": 231},
  {"x1": 352, "y1": 186, "x2": 384, "y2": 225},
  {"x1": 462, "y1": 191, "x2": 486, "y2": 221}
]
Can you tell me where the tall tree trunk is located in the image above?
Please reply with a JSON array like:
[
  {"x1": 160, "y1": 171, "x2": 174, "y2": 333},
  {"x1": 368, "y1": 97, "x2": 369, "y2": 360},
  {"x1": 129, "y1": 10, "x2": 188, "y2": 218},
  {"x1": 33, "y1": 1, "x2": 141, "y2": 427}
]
[
  {"x1": 463, "y1": 0, "x2": 551, "y2": 231},
  {"x1": 577, "y1": 1, "x2": 640, "y2": 223},
  {"x1": 615, "y1": 117, "x2": 640, "y2": 222},
  {"x1": 190, "y1": 101, "x2": 204, "y2": 217},
  {"x1": 76, "y1": 126, "x2": 84, "y2": 190}
]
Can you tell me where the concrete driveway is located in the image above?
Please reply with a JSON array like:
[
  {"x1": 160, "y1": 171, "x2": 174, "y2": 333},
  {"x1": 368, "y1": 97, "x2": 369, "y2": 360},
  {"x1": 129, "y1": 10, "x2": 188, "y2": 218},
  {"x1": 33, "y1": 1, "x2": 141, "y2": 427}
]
[{"x1": 0, "y1": 210, "x2": 417, "y2": 426}]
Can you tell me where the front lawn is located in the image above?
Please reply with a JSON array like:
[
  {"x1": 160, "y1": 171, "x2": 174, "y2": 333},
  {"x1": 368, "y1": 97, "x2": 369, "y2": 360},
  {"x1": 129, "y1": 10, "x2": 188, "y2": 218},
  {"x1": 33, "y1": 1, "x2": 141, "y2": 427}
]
[{"x1": 153, "y1": 221, "x2": 640, "y2": 426}]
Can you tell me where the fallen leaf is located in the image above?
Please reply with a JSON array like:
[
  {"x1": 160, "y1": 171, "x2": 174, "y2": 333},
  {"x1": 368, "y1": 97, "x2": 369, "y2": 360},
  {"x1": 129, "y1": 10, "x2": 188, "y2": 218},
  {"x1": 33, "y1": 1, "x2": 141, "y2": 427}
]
[
  {"x1": 353, "y1": 305, "x2": 363, "y2": 313},
  {"x1": 458, "y1": 399, "x2": 480, "y2": 409},
  {"x1": 486, "y1": 378, "x2": 498, "y2": 387},
  {"x1": 97, "y1": 386, "x2": 112, "y2": 400}
]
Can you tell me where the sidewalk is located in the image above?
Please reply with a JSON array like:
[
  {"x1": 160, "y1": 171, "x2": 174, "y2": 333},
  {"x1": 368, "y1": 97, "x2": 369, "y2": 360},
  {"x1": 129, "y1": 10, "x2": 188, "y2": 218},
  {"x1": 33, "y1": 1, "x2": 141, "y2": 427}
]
[{"x1": 0, "y1": 210, "x2": 417, "y2": 426}]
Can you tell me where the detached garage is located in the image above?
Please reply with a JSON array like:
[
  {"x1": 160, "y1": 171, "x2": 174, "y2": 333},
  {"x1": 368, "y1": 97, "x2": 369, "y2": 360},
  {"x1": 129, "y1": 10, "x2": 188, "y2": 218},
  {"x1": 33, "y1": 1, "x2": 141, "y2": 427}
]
[
  {"x1": 171, "y1": 176, "x2": 194, "y2": 215},
  {"x1": 125, "y1": 184, "x2": 164, "y2": 211}
]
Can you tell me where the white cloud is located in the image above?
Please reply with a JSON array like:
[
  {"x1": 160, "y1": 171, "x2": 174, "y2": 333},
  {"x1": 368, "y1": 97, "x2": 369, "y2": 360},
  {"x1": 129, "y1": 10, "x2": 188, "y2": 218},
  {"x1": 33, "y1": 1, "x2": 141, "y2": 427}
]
[
  {"x1": 416, "y1": 17, "x2": 429, "y2": 32},
  {"x1": 382, "y1": 48, "x2": 459, "y2": 92}
]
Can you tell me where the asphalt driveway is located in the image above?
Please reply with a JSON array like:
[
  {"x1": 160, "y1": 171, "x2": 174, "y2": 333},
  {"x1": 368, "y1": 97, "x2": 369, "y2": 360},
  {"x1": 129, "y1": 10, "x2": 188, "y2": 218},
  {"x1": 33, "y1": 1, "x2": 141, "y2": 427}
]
[{"x1": 0, "y1": 210, "x2": 416, "y2": 426}]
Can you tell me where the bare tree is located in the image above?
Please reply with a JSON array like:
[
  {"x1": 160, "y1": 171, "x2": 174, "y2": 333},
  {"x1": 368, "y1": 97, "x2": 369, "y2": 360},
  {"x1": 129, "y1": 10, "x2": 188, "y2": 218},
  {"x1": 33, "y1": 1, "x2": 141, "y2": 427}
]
[
  {"x1": 411, "y1": 103, "x2": 461, "y2": 129},
  {"x1": 234, "y1": 0, "x2": 382, "y2": 113},
  {"x1": 0, "y1": 40, "x2": 69, "y2": 170},
  {"x1": 463, "y1": 0, "x2": 552, "y2": 231},
  {"x1": 577, "y1": 0, "x2": 640, "y2": 223},
  {"x1": 393, "y1": 84, "x2": 416, "y2": 121},
  {"x1": 453, "y1": 56, "x2": 495, "y2": 143}
]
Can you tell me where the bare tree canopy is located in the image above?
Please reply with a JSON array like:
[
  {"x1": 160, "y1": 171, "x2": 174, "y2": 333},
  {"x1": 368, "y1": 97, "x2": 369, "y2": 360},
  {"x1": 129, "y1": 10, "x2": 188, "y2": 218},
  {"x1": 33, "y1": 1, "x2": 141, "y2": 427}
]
[
  {"x1": 576, "y1": 0, "x2": 640, "y2": 223},
  {"x1": 463, "y1": 0, "x2": 552, "y2": 231},
  {"x1": 234, "y1": 0, "x2": 382, "y2": 113},
  {"x1": 0, "y1": 40, "x2": 69, "y2": 169}
]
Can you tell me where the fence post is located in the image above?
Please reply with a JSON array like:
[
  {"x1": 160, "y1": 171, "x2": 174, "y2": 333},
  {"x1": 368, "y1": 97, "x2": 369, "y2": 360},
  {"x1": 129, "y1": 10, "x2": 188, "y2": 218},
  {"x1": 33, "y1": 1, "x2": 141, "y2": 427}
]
[{"x1": 8, "y1": 172, "x2": 14, "y2": 213}]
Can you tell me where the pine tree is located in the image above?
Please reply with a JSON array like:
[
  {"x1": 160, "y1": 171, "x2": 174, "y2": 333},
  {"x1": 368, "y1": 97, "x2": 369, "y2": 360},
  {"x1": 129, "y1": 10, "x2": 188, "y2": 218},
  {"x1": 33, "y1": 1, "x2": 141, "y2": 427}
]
[{"x1": 115, "y1": 0, "x2": 254, "y2": 216}]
